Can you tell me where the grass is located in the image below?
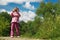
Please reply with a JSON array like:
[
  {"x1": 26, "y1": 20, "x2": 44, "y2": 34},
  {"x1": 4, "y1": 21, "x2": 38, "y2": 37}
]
[
  {"x1": 0, "y1": 37, "x2": 51, "y2": 40},
  {"x1": 0, "y1": 35, "x2": 60, "y2": 40},
  {"x1": 51, "y1": 37, "x2": 60, "y2": 40}
]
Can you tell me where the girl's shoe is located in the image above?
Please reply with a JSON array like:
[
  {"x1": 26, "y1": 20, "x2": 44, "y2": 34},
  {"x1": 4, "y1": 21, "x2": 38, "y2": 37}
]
[
  {"x1": 10, "y1": 36, "x2": 14, "y2": 38},
  {"x1": 17, "y1": 36, "x2": 20, "y2": 38}
]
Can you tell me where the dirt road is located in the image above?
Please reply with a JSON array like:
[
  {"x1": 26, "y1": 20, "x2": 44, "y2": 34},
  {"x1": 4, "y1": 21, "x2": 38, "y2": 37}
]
[{"x1": 0, "y1": 37, "x2": 45, "y2": 40}]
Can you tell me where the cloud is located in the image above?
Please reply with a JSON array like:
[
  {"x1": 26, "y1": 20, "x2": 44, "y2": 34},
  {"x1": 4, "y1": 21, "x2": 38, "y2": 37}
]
[
  {"x1": 0, "y1": 0, "x2": 42, "y2": 5},
  {"x1": 0, "y1": 9, "x2": 7, "y2": 12},
  {"x1": 19, "y1": 11, "x2": 36, "y2": 23},
  {"x1": 0, "y1": 9, "x2": 11, "y2": 14},
  {"x1": 23, "y1": 2, "x2": 35, "y2": 10}
]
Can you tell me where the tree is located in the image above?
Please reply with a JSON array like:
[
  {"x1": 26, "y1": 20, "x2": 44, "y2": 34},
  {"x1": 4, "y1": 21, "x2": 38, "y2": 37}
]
[
  {"x1": 35, "y1": 2, "x2": 60, "y2": 38},
  {"x1": 0, "y1": 12, "x2": 11, "y2": 36}
]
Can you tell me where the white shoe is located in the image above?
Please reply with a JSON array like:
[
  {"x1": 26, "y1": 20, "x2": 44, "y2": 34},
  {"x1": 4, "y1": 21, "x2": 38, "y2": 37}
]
[{"x1": 10, "y1": 36, "x2": 14, "y2": 38}]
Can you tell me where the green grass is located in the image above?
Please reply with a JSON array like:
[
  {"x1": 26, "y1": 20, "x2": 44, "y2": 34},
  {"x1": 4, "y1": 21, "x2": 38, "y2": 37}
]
[{"x1": 51, "y1": 37, "x2": 60, "y2": 40}]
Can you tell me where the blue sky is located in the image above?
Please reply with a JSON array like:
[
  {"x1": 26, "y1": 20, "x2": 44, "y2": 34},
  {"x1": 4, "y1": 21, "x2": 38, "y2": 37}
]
[
  {"x1": 0, "y1": 0, "x2": 58, "y2": 22},
  {"x1": 0, "y1": 2, "x2": 40, "y2": 12},
  {"x1": 0, "y1": 0, "x2": 58, "y2": 12}
]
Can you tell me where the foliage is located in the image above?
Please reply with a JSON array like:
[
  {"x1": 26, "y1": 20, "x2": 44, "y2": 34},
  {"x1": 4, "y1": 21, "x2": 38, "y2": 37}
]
[
  {"x1": 0, "y1": 12, "x2": 11, "y2": 36},
  {"x1": 35, "y1": 2, "x2": 60, "y2": 39}
]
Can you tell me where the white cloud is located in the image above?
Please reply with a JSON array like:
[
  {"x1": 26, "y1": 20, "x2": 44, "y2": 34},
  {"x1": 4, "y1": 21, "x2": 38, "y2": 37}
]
[
  {"x1": 23, "y1": 2, "x2": 35, "y2": 10},
  {"x1": 19, "y1": 11, "x2": 36, "y2": 23},
  {"x1": 0, "y1": 9, "x2": 11, "y2": 14},
  {"x1": 0, "y1": 9, "x2": 6, "y2": 12},
  {"x1": 0, "y1": 0, "x2": 42, "y2": 5}
]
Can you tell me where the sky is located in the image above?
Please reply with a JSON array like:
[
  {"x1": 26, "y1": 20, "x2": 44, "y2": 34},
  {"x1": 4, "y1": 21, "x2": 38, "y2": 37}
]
[{"x1": 0, "y1": 0, "x2": 58, "y2": 22}]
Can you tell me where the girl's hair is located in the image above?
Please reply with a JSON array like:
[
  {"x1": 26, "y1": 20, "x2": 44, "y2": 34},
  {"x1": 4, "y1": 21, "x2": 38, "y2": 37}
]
[{"x1": 13, "y1": 7, "x2": 19, "y2": 12}]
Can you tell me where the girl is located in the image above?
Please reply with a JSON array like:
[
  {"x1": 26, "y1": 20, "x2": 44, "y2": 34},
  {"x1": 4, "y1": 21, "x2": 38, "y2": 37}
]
[{"x1": 10, "y1": 7, "x2": 21, "y2": 38}]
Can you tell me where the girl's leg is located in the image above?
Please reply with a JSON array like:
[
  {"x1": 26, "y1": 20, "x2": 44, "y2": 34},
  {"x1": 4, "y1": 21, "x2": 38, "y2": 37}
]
[
  {"x1": 15, "y1": 23, "x2": 20, "y2": 36},
  {"x1": 10, "y1": 22, "x2": 15, "y2": 37}
]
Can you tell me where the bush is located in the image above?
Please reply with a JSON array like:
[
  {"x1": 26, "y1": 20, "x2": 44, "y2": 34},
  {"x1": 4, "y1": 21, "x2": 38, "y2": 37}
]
[{"x1": 0, "y1": 12, "x2": 11, "y2": 36}]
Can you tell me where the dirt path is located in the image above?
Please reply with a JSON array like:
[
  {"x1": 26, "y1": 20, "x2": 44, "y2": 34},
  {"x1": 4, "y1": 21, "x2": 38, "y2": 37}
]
[{"x1": 0, "y1": 37, "x2": 45, "y2": 40}]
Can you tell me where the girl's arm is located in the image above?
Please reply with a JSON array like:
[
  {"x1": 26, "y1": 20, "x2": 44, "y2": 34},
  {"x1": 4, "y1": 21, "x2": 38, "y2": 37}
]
[
  {"x1": 18, "y1": 13, "x2": 21, "y2": 17},
  {"x1": 10, "y1": 12, "x2": 14, "y2": 17}
]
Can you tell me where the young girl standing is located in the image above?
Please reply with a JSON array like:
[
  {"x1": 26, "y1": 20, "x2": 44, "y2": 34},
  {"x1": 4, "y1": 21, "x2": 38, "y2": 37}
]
[{"x1": 10, "y1": 7, "x2": 21, "y2": 38}]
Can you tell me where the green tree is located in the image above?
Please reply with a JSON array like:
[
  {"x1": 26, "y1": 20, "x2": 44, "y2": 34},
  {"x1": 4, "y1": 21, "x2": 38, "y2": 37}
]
[
  {"x1": 0, "y1": 12, "x2": 11, "y2": 36},
  {"x1": 35, "y1": 2, "x2": 60, "y2": 39}
]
